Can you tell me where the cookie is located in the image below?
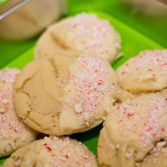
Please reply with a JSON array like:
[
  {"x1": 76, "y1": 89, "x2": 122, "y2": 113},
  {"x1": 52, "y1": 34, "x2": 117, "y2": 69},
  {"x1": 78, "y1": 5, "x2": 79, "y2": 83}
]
[
  {"x1": 0, "y1": 69, "x2": 37, "y2": 157},
  {"x1": 117, "y1": 50, "x2": 167, "y2": 101},
  {"x1": 0, "y1": 0, "x2": 66, "y2": 41},
  {"x1": 14, "y1": 54, "x2": 118, "y2": 135},
  {"x1": 98, "y1": 93, "x2": 167, "y2": 167},
  {"x1": 3, "y1": 136, "x2": 98, "y2": 167},
  {"x1": 123, "y1": 0, "x2": 167, "y2": 16},
  {"x1": 35, "y1": 13, "x2": 121, "y2": 62}
]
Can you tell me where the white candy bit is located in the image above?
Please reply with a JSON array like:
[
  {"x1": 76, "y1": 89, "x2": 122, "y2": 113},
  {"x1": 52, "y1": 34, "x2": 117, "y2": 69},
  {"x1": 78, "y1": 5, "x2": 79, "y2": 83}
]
[
  {"x1": 14, "y1": 159, "x2": 21, "y2": 166},
  {"x1": 157, "y1": 141, "x2": 166, "y2": 148},
  {"x1": 0, "y1": 108, "x2": 5, "y2": 113},
  {"x1": 85, "y1": 122, "x2": 90, "y2": 126},
  {"x1": 1, "y1": 99, "x2": 9, "y2": 104},
  {"x1": 125, "y1": 152, "x2": 133, "y2": 159},
  {"x1": 75, "y1": 103, "x2": 82, "y2": 113}
]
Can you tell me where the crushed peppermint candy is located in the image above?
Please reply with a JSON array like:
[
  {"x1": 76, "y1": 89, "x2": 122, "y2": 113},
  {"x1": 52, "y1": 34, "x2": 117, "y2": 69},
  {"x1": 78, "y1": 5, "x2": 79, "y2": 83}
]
[
  {"x1": 41, "y1": 137, "x2": 95, "y2": 166},
  {"x1": 118, "y1": 50, "x2": 167, "y2": 74},
  {"x1": 140, "y1": 96, "x2": 167, "y2": 146},
  {"x1": 70, "y1": 56, "x2": 116, "y2": 116},
  {"x1": 0, "y1": 69, "x2": 20, "y2": 83},
  {"x1": 0, "y1": 68, "x2": 20, "y2": 114},
  {"x1": 116, "y1": 95, "x2": 167, "y2": 147},
  {"x1": 67, "y1": 13, "x2": 120, "y2": 56},
  {"x1": 0, "y1": 69, "x2": 27, "y2": 146}
]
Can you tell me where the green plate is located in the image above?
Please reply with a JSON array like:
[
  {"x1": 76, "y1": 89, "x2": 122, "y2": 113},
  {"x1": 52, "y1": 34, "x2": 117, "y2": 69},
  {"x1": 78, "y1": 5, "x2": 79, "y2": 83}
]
[
  {"x1": 0, "y1": 12, "x2": 164, "y2": 166},
  {"x1": 0, "y1": 0, "x2": 10, "y2": 6}
]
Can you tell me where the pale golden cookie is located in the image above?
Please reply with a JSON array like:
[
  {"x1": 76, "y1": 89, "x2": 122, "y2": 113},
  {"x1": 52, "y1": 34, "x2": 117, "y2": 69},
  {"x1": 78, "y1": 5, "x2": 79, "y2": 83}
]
[
  {"x1": 0, "y1": 69, "x2": 37, "y2": 157},
  {"x1": 3, "y1": 136, "x2": 98, "y2": 167},
  {"x1": 98, "y1": 94, "x2": 167, "y2": 167},
  {"x1": 0, "y1": 0, "x2": 66, "y2": 41},
  {"x1": 35, "y1": 13, "x2": 121, "y2": 62},
  {"x1": 14, "y1": 54, "x2": 118, "y2": 135},
  {"x1": 124, "y1": 0, "x2": 167, "y2": 16},
  {"x1": 117, "y1": 50, "x2": 167, "y2": 101}
]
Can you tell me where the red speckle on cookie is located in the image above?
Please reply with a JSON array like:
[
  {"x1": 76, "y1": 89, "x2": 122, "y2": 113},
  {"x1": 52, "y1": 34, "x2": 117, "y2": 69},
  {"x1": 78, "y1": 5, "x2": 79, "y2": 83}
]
[
  {"x1": 0, "y1": 69, "x2": 29, "y2": 147},
  {"x1": 0, "y1": 69, "x2": 19, "y2": 114},
  {"x1": 140, "y1": 96, "x2": 167, "y2": 146},
  {"x1": 43, "y1": 143, "x2": 52, "y2": 152},
  {"x1": 70, "y1": 56, "x2": 116, "y2": 118},
  {"x1": 116, "y1": 95, "x2": 167, "y2": 147},
  {"x1": 119, "y1": 50, "x2": 167, "y2": 74},
  {"x1": 68, "y1": 13, "x2": 120, "y2": 55},
  {"x1": 0, "y1": 69, "x2": 20, "y2": 83},
  {"x1": 42, "y1": 136, "x2": 95, "y2": 166}
]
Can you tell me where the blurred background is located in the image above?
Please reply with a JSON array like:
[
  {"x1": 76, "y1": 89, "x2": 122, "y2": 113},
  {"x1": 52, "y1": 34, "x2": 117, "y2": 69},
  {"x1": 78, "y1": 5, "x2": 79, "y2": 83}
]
[{"x1": 0, "y1": 0, "x2": 167, "y2": 68}]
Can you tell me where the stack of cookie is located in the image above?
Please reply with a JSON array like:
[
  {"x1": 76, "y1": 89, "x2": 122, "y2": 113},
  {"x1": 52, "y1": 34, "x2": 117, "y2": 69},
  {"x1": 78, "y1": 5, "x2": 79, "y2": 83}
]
[
  {"x1": 1, "y1": 13, "x2": 121, "y2": 167},
  {"x1": 1, "y1": 13, "x2": 167, "y2": 167}
]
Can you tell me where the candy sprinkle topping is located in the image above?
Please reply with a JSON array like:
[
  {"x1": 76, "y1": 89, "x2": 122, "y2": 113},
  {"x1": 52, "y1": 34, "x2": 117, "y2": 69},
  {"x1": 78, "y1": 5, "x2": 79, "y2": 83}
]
[
  {"x1": 0, "y1": 69, "x2": 20, "y2": 83},
  {"x1": 116, "y1": 95, "x2": 167, "y2": 147},
  {"x1": 68, "y1": 13, "x2": 120, "y2": 54},
  {"x1": 119, "y1": 50, "x2": 167, "y2": 74},
  {"x1": 70, "y1": 56, "x2": 115, "y2": 116}
]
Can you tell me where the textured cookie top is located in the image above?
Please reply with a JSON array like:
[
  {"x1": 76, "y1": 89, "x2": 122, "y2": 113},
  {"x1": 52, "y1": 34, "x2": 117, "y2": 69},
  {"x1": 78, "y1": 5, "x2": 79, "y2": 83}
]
[
  {"x1": 67, "y1": 13, "x2": 120, "y2": 55},
  {"x1": 0, "y1": 69, "x2": 20, "y2": 114},
  {"x1": 115, "y1": 94, "x2": 167, "y2": 147},
  {"x1": 117, "y1": 50, "x2": 167, "y2": 93},
  {"x1": 3, "y1": 136, "x2": 98, "y2": 167},
  {"x1": 0, "y1": 69, "x2": 20, "y2": 84},
  {"x1": 0, "y1": 69, "x2": 36, "y2": 157},
  {"x1": 14, "y1": 54, "x2": 118, "y2": 135},
  {"x1": 98, "y1": 94, "x2": 167, "y2": 167},
  {"x1": 35, "y1": 13, "x2": 121, "y2": 62},
  {"x1": 66, "y1": 56, "x2": 118, "y2": 118},
  {"x1": 40, "y1": 136, "x2": 98, "y2": 167},
  {"x1": 0, "y1": 69, "x2": 23, "y2": 146}
]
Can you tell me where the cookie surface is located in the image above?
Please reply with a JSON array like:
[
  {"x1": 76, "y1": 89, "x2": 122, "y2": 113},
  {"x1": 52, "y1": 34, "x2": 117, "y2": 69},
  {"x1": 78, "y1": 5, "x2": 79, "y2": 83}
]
[
  {"x1": 98, "y1": 94, "x2": 167, "y2": 167},
  {"x1": 117, "y1": 50, "x2": 167, "y2": 101},
  {"x1": 3, "y1": 136, "x2": 98, "y2": 167},
  {"x1": 35, "y1": 13, "x2": 121, "y2": 62},
  {"x1": 14, "y1": 54, "x2": 118, "y2": 135},
  {"x1": 0, "y1": 69, "x2": 37, "y2": 157},
  {"x1": 0, "y1": 0, "x2": 66, "y2": 40}
]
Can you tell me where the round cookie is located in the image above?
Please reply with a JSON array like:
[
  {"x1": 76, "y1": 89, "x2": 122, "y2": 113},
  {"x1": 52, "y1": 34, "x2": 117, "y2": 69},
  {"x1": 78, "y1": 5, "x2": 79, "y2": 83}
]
[
  {"x1": 123, "y1": 0, "x2": 167, "y2": 16},
  {"x1": 0, "y1": 69, "x2": 37, "y2": 157},
  {"x1": 98, "y1": 93, "x2": 167, "y2": 167},
  {"x1": 117, "y1": 50, "x2": 167, "y2": 101},
  {"x1": 3, "y1": 136, "x2": 98, "y2": 167},
  {"x1": 0, "y1": 0, "x2": 66, "y2": 41},
  {"x1": 14, "y1": 54, "x2": 118, "y2": 135},
  {"x1": 35, "y1": 13, "x2": 121, "y2": 62}
]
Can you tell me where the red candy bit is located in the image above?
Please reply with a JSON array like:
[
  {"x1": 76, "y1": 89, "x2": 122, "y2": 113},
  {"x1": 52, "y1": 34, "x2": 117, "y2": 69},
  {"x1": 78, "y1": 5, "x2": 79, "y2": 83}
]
[
  {"x1": 97, "y1": 79, "x2": 104, "y2": 85},
  {"x1": 127, "y1": 112, "x2": 134, "y2": 117},
  {"x1": 161, "y1": 127, "x2": 165, "y2": 132},
  {"x1": 146, "y1": 127, "x2": 153, "y2": 132},
  {"x1": 120, "y1": 71, "x2": 125, "y2": 75},
  {"x1": 152, "y1": 73, "x2": 156, "y2": 77},
  {"x1": 10, "y1": 127, "x2": 18, "y2": 133},
  {"x1": 148, "y1": 68, "x2": 153, "y2": 72},
  {"x1": 43, "y1": 143, "x2": 52, "y2": 152},
  {"x1": 65, "y1": 154, "x2": 69, "y2": 158},
  {"x1": 117, "y1": 105, "x2": 120, "y2": 110}
]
